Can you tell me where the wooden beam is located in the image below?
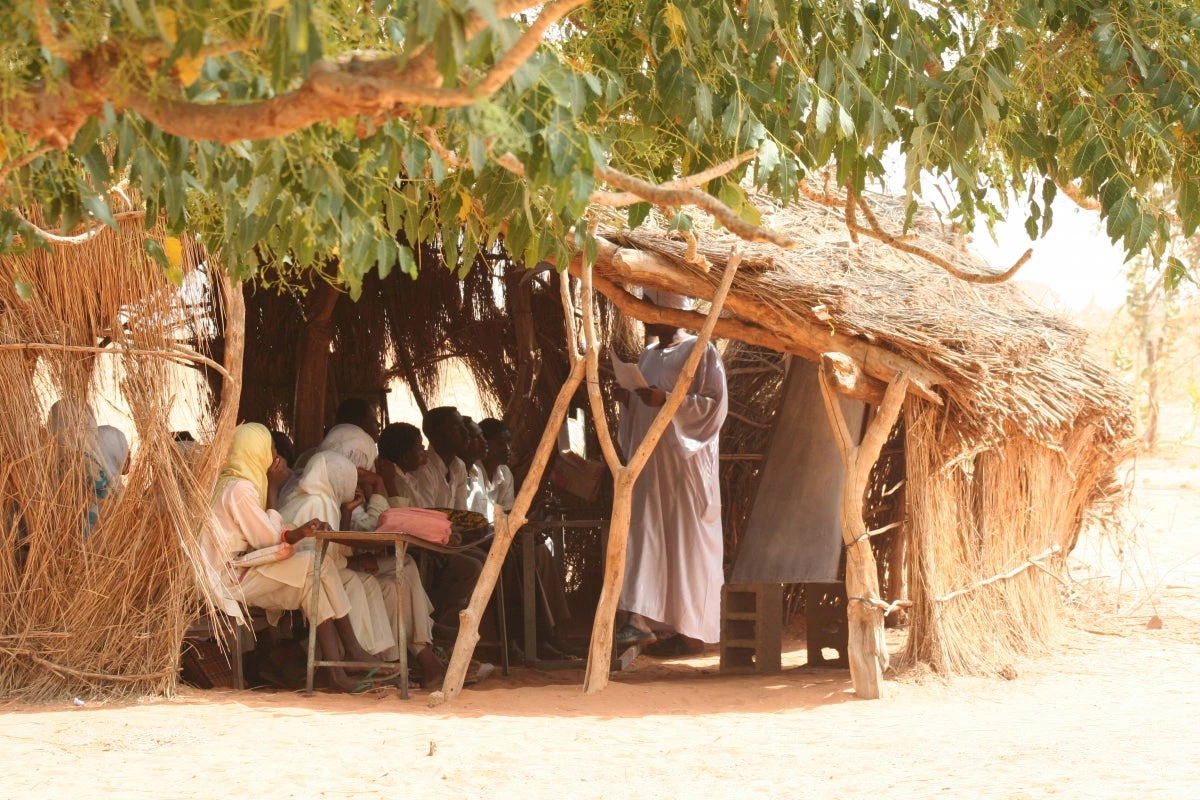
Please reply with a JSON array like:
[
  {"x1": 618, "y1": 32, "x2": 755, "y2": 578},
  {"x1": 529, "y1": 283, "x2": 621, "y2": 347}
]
[{"x1": 581, "y1": 241, "x2": 944, "y2": 404}]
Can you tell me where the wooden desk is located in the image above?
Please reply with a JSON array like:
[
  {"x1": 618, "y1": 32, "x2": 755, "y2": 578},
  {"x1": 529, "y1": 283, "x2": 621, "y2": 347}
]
[
  {"x1": 305, "y1": 530, "x2": 412, "y2": 698},
  {"x1": 305, "y1": 529, "x2": 501, "y2": 699}
]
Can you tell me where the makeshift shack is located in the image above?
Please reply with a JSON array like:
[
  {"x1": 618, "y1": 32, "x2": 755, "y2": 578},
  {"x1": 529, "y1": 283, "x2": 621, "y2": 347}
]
[{"x1": 0, "y1": 184, "x2": 1133, "y2": 700}]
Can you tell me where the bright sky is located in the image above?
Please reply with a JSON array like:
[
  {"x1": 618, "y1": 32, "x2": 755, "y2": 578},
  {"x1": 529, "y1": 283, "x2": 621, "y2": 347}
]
[
  {"x1": 873, "y1": 148, "x2": 1131, "y2": 311},
  {"x1": 968, "y1": 196, "x2": 1130, "y2": 311}
]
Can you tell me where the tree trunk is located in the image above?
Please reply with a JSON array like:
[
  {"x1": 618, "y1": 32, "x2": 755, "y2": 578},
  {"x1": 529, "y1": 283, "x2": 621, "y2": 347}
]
[{"x1": 292, "y1": 281, "x2": 340, "y2": 452}]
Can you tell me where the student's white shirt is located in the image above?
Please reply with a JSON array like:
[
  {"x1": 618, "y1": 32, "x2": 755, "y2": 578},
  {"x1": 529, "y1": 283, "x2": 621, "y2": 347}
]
[
  {"x1": 410, "y1": 449, "x2": 468, "y2": 510},
  {"x1": 465, "y1": 462, "x2": 492, "y2": 519},
  {"x1": 482, "y1": 464, "x2": 515, "y2": 522}
]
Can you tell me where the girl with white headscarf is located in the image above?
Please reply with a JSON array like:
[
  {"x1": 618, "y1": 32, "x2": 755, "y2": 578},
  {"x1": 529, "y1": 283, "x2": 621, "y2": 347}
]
[
  {"x1": 97, "y1": 425, "x2": 129, "y2": 497},
  {"x1": 296, "y1": 422, "x2": 392, "y2": 531},
  {"x1": 280, "y1": 452, "x2": 442, "y2": 685},
  {"x1": 48, "y1": 399, "x2": 107, "y2": 533}
]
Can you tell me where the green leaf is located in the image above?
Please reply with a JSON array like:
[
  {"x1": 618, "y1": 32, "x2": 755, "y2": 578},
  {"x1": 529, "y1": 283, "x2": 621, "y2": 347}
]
[
  {"x1": 14, "y1": 277, "x2": 33, "y2": 302},
  {"x1": 836, "y1": 105, "x2": 855, "y2": 139},
  {"x1": 1123, "y1": 210, "x2": 1155, "y2": 257},
  {"x1": 756, "y1": 140, "x2": 780, "y2": 184},
  {"x1": 1014, "y1": 2, "x2": 1040, "y2": 29},
  {"x1": 82, "y1": 193, "x2": 118, "y2": 229},
  {"x1": 397, "y1": 244, "x2": 417, "y2": 278},
  {"x1": 1105, "y1": 195, "x2": 1137, "y2": 241},
  {"x1": 628, "y1": 202, "x2": 651, "y2": 229},
  {"x1": 814, "y1": 96, "x2": 833, "y2": 134},
  {"x1": 1164, "y1": 256, "x2": 1191, "y2": 291}
]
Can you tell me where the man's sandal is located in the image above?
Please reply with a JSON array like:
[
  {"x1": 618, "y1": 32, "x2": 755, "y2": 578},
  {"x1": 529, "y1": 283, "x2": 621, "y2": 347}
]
[{"x1": 614, "y1": 624, "x2": 657, "y2": 648}]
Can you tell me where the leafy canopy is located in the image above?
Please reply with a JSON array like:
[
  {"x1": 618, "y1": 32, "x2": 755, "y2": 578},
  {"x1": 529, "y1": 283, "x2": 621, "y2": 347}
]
[{"x1": 2, "y1": 0, "x2": 1200, "y2": 295}]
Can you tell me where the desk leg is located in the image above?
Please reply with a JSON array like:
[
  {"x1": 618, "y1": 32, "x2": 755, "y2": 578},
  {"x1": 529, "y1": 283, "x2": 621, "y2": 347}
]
[
  {"x1": 523, "y1": 530, "x2": 537, "y2": 668},
  {"x1": 396, "y1": 542, "x2": 409, "y2": 701},
  {"x1": 305, "y1": 540, "x2": 328, "y2": 696}
]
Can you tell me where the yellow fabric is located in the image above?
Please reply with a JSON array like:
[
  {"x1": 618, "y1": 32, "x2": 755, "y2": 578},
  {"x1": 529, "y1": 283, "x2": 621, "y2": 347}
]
[{"x1": 214, "y1": 423, "x2": 274, "y2": 510}]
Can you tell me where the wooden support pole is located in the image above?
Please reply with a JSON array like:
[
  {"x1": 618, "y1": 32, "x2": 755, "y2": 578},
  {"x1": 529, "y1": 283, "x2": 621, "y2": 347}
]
[
  {"x1": 818, "y1": 352, "x2": 909, "y2": 700},
  {"x1": 581, "y1": 248, "x2": 743, "y2": 694},
  {"x1": 502, "y1": 270, "x2": 541, "y2": 427},
  {"x1": 292, "y1": 280, "x2": 340, "y2": 453},
  {"x1": 430, "y1": 356, "x2": 587, "y2": 706},
  {"x1": 394, "y1": 341, "x2": 429, "y2": 418},
  {"x1": 197, "y1": 268, "x2": 246, "y2": 485}
]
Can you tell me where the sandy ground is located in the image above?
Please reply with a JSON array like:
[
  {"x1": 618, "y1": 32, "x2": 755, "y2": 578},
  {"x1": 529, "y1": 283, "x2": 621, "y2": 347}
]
[{"x1": 2, "y1": 455, "x2": 1198, "y2": 799}]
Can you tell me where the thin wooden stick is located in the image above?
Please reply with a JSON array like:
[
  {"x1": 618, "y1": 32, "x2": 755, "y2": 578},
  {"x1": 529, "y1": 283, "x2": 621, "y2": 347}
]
[
  {"x1": 582, "y1": 247, "x2": 743, "y2": 694},
  {"x1": 935, "y1": 546, "x2": 1062, "y2": 603},
  {"x1": 580, "y1": 259, "x2": 623, "y2": 474},
  {"x1": 431, "y1": 356, "x2": 587, "y2": 706},
  {"x1": 0, "y1": 340, "x2": 231, "y2": 381}
]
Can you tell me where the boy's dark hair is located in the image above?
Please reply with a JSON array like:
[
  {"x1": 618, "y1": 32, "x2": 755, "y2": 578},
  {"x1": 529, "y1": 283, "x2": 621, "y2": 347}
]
[
  {"x1": 378, "y1": 423, "x2": 422, "y2": 463},
  {"x1": 479, "y1": 418, "x2": 510, "y2": 440},
  {"x1": 270, "y1": 430, "x2": 296, "y2": 467},
  {"x1": 422, "y1": 406, "x2": 460, "y2": 439}
]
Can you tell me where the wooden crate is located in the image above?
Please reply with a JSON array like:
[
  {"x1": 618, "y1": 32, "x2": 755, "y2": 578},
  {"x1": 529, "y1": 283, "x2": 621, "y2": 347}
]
[{"x1": 720, "y1": 583, "x2": 782, "y2": 674}]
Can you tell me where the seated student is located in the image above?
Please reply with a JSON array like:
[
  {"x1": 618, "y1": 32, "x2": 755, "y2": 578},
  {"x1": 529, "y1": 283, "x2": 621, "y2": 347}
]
[
  {"x1": 478, "y1": 418, "x2": 576, "y2": 658},
  {"x1": 48, "y1": 400, "x2": 108, "y2": 534},
  {"x1": 411, "y1": 407, "x2": 470, "y2": 510},
  {"x1": 313, "y1": 416, "x2": 391, "y2": 532},
  {"x1": 279, "y1": 451, "x2": 444, "y2": 688},
  {"x1": 201, "y1": 423, "x2": 374, "y2": 693},
  {"x1": 403, "y1": 407, "x2": 485, "y2": 626},
  {"x1": 462, "y1": 417, "x2": 492, "y2": 518},
  {"x1": 477, "y1": 418, "x2": 515, "y2": 516},
  {"x1": 376, "y1": 422, "x2": 431, "y2": 508},
  {"x1": 270, "y1": 430, "x2": 296, "y2": 469}
]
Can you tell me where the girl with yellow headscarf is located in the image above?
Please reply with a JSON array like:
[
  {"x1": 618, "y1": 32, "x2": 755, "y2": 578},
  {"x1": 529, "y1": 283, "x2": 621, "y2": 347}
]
[{"x1": 201, "y1": 423, "x2": 377, "y2": 692}]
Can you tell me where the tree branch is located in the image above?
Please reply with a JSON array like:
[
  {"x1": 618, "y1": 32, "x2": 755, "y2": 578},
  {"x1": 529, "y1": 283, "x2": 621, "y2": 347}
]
[
  {"x1": 594, "y1": 166, "x2": 795, "y2": 249},
  {"x1": 0, "y1": 145, "x2": 54, "y2": 191},
  {"x1": 9, "y1": 0, "x2": 588, "y2": 147},
  {"x1": 854, "y1": 195, "x2": 1033, "y2": 285},
  {"x1": 495, "y1": 149, "x2": 756, "y2": 211},
  {"x1": 33, "y1": 0, "x2": 79, "y2": 61}
]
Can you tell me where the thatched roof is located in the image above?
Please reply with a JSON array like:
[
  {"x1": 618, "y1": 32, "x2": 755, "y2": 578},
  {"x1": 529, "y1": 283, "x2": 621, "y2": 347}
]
[{"x1": 590, "y1": 189, "x2": 1134, "y2": 456}]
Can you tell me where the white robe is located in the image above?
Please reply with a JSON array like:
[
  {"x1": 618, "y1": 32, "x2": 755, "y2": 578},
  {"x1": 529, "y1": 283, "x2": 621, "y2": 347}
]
[
  {"x1": 617, "y1": 335, "x2": 727, "y2": 643},
  {"x1": 202, "y1": 479, "x2": 350, "y2": 626}
]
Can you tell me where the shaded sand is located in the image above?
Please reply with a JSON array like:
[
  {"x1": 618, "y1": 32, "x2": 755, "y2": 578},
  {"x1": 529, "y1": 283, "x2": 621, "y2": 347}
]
[{"x1": 2, "y1": 455, "x2": 1198, "y2": 799}]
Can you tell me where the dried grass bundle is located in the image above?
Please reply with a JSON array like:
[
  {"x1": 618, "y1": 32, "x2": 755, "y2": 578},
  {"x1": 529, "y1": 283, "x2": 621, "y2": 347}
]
[{"x1": 0, "y1": 208, "x2": 224, "y2": 700}]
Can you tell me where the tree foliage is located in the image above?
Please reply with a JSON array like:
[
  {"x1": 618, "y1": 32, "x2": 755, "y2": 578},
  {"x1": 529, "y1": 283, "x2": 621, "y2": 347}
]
[{"x1": 2, "y1": 0, "x2": 1200, "y2": 293}]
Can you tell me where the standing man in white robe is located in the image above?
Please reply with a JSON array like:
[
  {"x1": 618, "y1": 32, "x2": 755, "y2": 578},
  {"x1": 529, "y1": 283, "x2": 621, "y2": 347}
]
[{"x1": 613, "y1": 291, "x2": 728, "y2": 655}]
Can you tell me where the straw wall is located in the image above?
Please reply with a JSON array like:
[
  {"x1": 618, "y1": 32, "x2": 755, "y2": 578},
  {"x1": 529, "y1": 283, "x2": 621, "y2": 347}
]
[
  {"x1": 899, "y1": 400, "x2": 1120, "y2": 674},
  {"x1": 0, "y1": 214, "x2": 225, "y2": 700}
]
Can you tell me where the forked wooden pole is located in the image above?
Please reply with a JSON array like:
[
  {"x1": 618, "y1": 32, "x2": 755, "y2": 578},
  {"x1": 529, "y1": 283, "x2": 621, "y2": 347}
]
[
  {"x1": 818, "y1": 352, "x2": 909, "y2": 699},
  {"x1": 430, "y1": 355, "x2": 587, "y2": 706},
  {"x1": 581, "y1": 248, "x2": 742, "y2": 694}
]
